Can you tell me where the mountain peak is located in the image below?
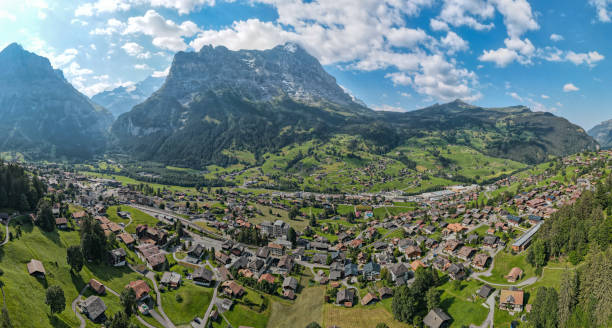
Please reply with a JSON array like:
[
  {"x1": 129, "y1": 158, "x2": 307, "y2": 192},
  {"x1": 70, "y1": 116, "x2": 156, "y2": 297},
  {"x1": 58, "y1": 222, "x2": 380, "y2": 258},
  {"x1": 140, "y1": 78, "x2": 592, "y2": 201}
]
[{"x1": 1, "y1": 42, "x2": 24, "y2": 54}]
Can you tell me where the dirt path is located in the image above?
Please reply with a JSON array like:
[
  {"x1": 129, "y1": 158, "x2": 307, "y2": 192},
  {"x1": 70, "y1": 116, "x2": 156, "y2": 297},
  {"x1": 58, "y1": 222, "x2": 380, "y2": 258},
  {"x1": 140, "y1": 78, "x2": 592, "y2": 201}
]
[{"x1": 0, "y1": 218, "x2": 12, "y2": 246}]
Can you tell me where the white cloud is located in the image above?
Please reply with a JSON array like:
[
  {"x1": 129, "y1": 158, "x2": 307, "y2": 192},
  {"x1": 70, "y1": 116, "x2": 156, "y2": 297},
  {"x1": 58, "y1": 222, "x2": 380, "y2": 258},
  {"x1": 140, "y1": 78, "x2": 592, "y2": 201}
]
[
  {"x1": 430, "y1": 18, "x2": 449, "y2": 31},
  {"x1": 385, "y1": 72, "x2": 412, "y2": 86},
  {"x1": 51, "y1": 48, "x2": 79, "y2": 67},
  {"x1": 90, "y1": 18, "x2": 126, "y2": 35},
  {"x1": 121, "y1": 42, "x2": 151, "y2": 59},
  {"x1": 192, "y1": 0, "x2": 479, "y2": 101},
  {"x1": 590, "y1": 0, "x2": 612, "y2": 22},
  {"x1": 373, "y1": 104, "x2": 407, "y2": 112},
  {"x1": 152, "y1": 66, "x2": 170, "y2": 77},
  {"x1": 563, "y1": 83, "x2": 579, "y2": 92},
  {"x1": 123, "y1": 10, "x2": 200, "y2": 51},
  {"x1": 438, "y1": 0, "x2": 495, "y2": 31},
  {"x1": 550, "y1": 33, "x2": 564, "y2": 42},
  {"x1": 565, "y1": 51, "x2": 605, "y2": 66},
  {"x1": 541, "y1": 94, "x2": 549, "y2": 99},
  {"x1": 440, "y1": 31, "x2": 468, "y2": 54},
  {"x1": 479, "y1": 47, "x2": 519, "y2": 67},
  {"x1": 134, "y1": 64, "x2": 151, "y2": 70},
  {"x1": 508, "y1": 92, "x2": 523, "y2": 101},
  {"x1": 490, "y1": 0, "x2": 539, "y2": 38},
  {"x1": 64, "y1": 62, "x2": 94, "y2": 77},
  {"x1": 148, "y1": 0, "x2": 216, "y2": 15},
  {"x1": 386, "y1": 28, "x2": 428, "y2": 48}
]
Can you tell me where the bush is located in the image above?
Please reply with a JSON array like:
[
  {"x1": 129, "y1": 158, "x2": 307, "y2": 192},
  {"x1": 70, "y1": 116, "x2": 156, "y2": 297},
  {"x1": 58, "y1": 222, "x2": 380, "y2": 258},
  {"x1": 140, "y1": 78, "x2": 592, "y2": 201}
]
[{"x1": 175, "y1": 294, "x2": 183, "y2": 303}]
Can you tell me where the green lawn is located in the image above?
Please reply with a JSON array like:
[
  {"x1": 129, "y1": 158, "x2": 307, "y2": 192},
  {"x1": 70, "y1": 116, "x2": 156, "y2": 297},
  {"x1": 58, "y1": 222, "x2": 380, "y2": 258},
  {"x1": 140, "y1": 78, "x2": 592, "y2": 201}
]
[
  {"x1": 160, "y1": 281, "x2": 213, "y2": 325},
  {"x1": 436, "y1": 279, "x2": 488, "y2": 327},
  {"x1": 480, "y1": 248, "x2": 536, "y2": 285},
  {"x1": 106, "y1": 205, "x2": 160, "y2": 234},
  {"x1": 0, "y1": 222, "x2": 143, "y2": 327},
  {"x1": 222, "y1": 289, "x2": 270, "y2": 328}
]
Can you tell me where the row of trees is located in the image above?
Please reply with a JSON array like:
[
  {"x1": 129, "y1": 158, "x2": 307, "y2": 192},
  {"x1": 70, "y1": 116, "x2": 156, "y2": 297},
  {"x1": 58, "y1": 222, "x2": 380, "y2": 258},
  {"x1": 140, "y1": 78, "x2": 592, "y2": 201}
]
[
  {"x1": 528, "y1": 246, "x2": 611, "y2": 328},
  {"x1": 0, "y1": 162, "x2": 45, "y2": 212},
  {"x1": 391, "y1": 267, "x2": 441, "y2": 325}
]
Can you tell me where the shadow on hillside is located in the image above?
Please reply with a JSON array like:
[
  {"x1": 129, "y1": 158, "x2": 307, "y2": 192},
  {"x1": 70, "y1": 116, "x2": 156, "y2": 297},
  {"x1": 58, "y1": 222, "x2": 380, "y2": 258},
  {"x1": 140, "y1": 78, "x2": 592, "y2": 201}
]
[
  {"x1": 440, "y1": 296, "x2": 455, "y2": 311},
  {"x1": 48, "y1": 314, "x2": 71, "y2": 328},
  {"x1": 41, "y1": 229, "x2": 62, "y2": 246},
  {"x1": 70, "y1": 271, "x2": 86, "y2": 293},
  {"x1": 86, "y1": 262, "x2": 134, "y2": 286}
]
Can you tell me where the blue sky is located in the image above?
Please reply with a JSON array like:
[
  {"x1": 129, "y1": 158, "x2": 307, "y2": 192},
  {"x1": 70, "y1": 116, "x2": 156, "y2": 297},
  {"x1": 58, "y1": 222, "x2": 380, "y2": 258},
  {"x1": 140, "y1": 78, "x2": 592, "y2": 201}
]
[{"x1": 1, "y1": 0, "x2": 612, "y2": 129}]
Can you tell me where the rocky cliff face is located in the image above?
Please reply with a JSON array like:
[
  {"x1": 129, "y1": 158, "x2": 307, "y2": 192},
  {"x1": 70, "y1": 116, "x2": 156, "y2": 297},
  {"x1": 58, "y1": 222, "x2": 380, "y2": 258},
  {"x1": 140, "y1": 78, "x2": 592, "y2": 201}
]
[
  {"x1": 588, "y1": 120, "x2": 612, "y2": 149},
  {"x1": 92, "y1": 76, "x2": 164, "y2": 118},
  {"x1": 0, "y1": 43, "x2": 113, "y2": 159}
]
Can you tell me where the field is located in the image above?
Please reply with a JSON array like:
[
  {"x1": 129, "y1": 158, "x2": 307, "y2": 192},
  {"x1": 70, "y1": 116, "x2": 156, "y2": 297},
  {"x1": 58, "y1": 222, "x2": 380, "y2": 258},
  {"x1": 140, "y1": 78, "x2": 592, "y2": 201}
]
[
  {"x1": 0, "y1": 220, "x2": 146, "y2": 327},
  {"x1": 249, "y1": 204, "x2": 310, "y2": 232},
  {"x1": 322, "y1": 303, "x2": 409, "y2": 328},
  {"x1": 436, "y1": 279, "x2": 488, "y2": 327},
  {"x1": 267, "y1": 286, "x2": 325, "y2": 328},
  {"x1": 106, "y1": 205, "x2": 160, "y2": 234},
  {"x1": 221, "y1": 289, "x2": 270, "y2": 328},
  {"x1": 480, "y1": 248, "x2": 536, "y2": 285},
  {"x1": 160, "y1": 281, "x2": 213, "y2": 325}
]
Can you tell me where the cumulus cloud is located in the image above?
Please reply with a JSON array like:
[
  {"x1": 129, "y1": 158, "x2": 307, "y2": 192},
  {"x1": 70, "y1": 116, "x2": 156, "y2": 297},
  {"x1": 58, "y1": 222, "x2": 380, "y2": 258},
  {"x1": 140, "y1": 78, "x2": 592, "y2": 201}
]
[
  {"x1": 438, "y1": 0, "x2": 495, "y2": 31},
  {"x1": 541, "y1": 94, "x2": 549, "y2": 99},
  {"x1": 491, "y1": 0, "x2": 539, "y2": 38},
  {"x1": 134, "y1": 64, "x2": 151, "y2": 70},
  {"x1": 590, "y1": 0, "x2": 612, "y2": 22},
  {"x1": 508, "y1": 92, "x2": 522, "y2": 101},
  {"x1": 51, "y1": 48, "x2": 79, "y2": 67},
  {"x1": 190, "y1": 0, "x2": 479, "y2": 101},
  {"x1": 565, "y1": 51, "x2": 605, "y2": 66},
  {"x1": 90, "y1": 18, "x2": 126, "y2": 35},
  {"x1": 550, "y1": 33, "x2": 564, "y2": 42},
  {"x1": 152, "y1": 66, "x2": 170, "y2": 77},
  {"x1": 430, "y1": 18, "x2": 449, "y2": 31},
  {"x1": 75, "y1": 0, "x2": 216, "y2": 16},
  {"x1": 121, "y1": 42, "x2": 151, "y2": 59},
  {"x1": 0, "y1": 10, "x2": 17, "y2": 21},
  {"x1": 479, "y1": 47, "x2": 519, "y2": 67},
  {"x1": 123, "y1": 10, "x2": 200, "y2": 51},
  {"x1": 563, "y1": 83, "x2": 579, "y2": 92}
]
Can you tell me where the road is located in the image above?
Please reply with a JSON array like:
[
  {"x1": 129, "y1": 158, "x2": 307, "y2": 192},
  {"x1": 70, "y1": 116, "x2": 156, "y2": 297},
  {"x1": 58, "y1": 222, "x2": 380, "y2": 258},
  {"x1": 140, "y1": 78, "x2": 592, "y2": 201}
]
[
  {"x1": 0, "y1": 217, "x2": 12, "y2": 246},
  {"x1": 471, "y1": 290, "x2": 499, "y2": 328},
  {"x1": 71, "y1": 286, "x2": 89, "y2": 328},
  {"x1": 129, "y1": 204, "x2": 226, "y2": 251}
]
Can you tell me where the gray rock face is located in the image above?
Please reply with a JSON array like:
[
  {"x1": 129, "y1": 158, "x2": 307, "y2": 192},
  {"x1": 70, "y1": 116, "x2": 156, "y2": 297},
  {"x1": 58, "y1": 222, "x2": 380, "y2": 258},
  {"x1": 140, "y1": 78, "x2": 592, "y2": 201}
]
[
  {"x1": 92, "y1": 76, "x2": 164, "y2": 118},
  {"x1": 0, "y1": 43, "x2": 113, "y2": 159},
  {"x1": 588, "y1": 119, "x2": 612, "y2": 149},
  {"x1": 162, "y1": 43, "x2": 361, "y2": 108}
]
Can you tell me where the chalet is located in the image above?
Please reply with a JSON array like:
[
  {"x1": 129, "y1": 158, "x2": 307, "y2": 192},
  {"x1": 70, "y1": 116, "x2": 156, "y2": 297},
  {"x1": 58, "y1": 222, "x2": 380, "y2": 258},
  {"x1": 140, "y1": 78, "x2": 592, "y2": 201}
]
[
  {"x1": 378, "y1": 286, "x2": 393, "y2": 299},
  {"x1": 388, "y1": 263, "x2": 410, "y2": 284},
  {"x1": 126, "y1": 280, "x2": 151, "y2": 301},
  {"x1": 215, "y1": 251, "x2": 231, "y2": 265},
  {"x1": 447, "y1": 263, "x2": 466, "y2": 280},
  {"x1": 344, "y1": 263, "x2": 358, "y2": 277},
  {"x1": 277, "y1": 255, "x2": 294, "y2": 274},
  {"x1": 336, "y1": 288, "x2": 355, "y2": 307},
  {"x1": 361, "y1": 292, "x2": 378, "y2": 306},
  {"x1": 482, "y1": 235, "x2": 499, "y2": 248},
  {"x1": 405, "y1": 245, "x2": 421, "y2": 260},
  {"x1": 0, "y1": 213, "x2": 9, "y2": 223},
  {"x1": 55, "y1": 217, "x2": 68, "y2": 230},
  {"x1": 135, "y1": 224, "x2": 168, "y2": 245},
  {"x1": 82, "y1": 296, "x2": 107, "y2": 323},
  {"x1": 72, "y1": 211, "x2": 87, "y2": 222},
  {"x1": 117, "y1": 233, "x2": 135, "y2": 248},
  {"x1": 471, "y1": 253, "x2": 491, "y2": 270},
  {"x1": 311, "y1": 253, "x2": 327, "y2": 265},
  {"x1": 221, "y1": 281, "x2": 245, "y2": 298},
  {"x1": 192, "y1": 267, "x2": 214, "y2": 286},
  {"x1": 456, "y1": 246, "x2": 476, "y2": 261},
  {"x1": 423, "y1": 308, "x2": 451, "y2": 328},
  {"x1": 135, "y1": 244, "x2": 166, "y2": 271},
  {"x1": 499, "y1": 288, "x2": 524, "y2": 312},
  {"x1": 282, "y1": 276, "x2": 298, "y2": 293},
  {"x1": 27, "y1": 259, "x2": 45, "y2": 278},
  {"x1": 160, "y1": 272, "x2": 182, "y2": 288},
  {"x1": 188, "y1": 244, "x2": 206, "y2": 259},
  {"x1": 443, "y1": 239, "x2": 462, "y2": 255},
  {"x1": 363, "y1": 262, "x2": 380, "y2": 281},
  {"x1": 217, "y1": 266, "x2": 233, "y2": 281},
  {"x1": 410, "y1": 260, "x2": 426, "y2": 272},
  {"x1": 505, "y1": 267, "x2": 523, "y2": 283},
  {"x1": 477, "y1": 284, "x2": 494, "y2": 298},
  {"x1": 89, "y1": 279, "x2": 106, "y2": 295},
  {"x1": 109, "y1": 248, "x2": 127, "y2": 267},
  {"x1": 528, "y1": 215, "x2": 543, "y2": 225},
  {"x1": 432, "y1": 256, "x2": 451, "y2": 272}
]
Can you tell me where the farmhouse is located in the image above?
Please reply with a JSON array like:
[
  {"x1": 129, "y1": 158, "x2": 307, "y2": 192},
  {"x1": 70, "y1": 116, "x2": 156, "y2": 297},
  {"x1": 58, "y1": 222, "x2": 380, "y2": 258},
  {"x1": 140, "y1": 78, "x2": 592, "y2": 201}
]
[
  {"x1": 423, "y1": 308, "x2": 451, "y2": 328},
  {"x1": 81, "y1": 296, "x2": 107, "y2": 323},
  {"x1": 499, "y1": 288, "x2": 525, "y2": 312},
  {"x1": 27, "y1": 259, "x2": 45, "y2": 277}
]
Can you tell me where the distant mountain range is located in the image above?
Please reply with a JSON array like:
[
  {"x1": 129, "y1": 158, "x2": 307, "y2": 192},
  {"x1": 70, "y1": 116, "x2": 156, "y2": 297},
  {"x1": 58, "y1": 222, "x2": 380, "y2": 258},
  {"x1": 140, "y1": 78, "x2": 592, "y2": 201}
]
[
  {"x1": 110, "y1": 43, "x2": 597, "y2": 168},
  {"x1": 0, "y1": 43, "x2": 112, "y2": 159},
  {"x1": 0, "y1": 42, "x2": 598, "y2": 169},
  {"x1": 92, "y1": 76, "x2": 164, "y2": 118},
  {"x1": 588, "y1": 120, "x2": 612, "y2": 149}
]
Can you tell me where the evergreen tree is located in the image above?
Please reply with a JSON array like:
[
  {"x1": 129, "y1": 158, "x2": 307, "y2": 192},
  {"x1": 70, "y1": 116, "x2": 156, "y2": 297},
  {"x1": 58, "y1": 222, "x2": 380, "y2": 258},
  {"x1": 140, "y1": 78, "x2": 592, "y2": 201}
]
[
  {"x1": 45, "y1": 285, "x2": 66, "y2": 315},
  {"x1": 80, "y1": 217, "x2": 108, "y2": 262},
  {"x1": 36, "y1": 201, "x2": 55, "y2": 232}
]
